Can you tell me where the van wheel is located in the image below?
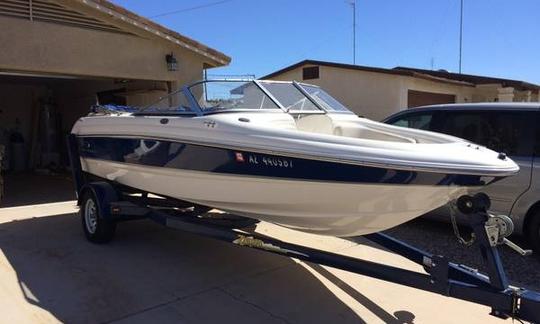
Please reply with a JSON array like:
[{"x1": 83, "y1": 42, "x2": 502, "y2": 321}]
[
  {"x1": 81, "y1": 191, "x2": 116, "y2": 244},
  {"x1": 526, "y1": 210, "x2": 540, "y2": 254}
]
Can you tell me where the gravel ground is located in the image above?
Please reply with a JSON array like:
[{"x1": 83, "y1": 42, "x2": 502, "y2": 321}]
[{"x1": 383, "y1": 218, "x2": 540, "y2": 291}]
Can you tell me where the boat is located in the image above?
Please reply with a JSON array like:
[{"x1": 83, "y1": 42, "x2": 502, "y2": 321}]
[{"x1": 70, "y1": 79, "x2": 519, "y2": 237}]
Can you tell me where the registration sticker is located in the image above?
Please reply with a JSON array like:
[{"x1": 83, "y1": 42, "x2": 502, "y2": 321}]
[{"x1": 235, "y1": 152, "x2": 245, "y2": 162}]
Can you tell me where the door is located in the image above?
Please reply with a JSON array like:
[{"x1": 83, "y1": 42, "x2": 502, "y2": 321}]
[
  {"x1": 407, "y1": 90, "x2": 456, "y2": 108},
  {"x1": 435, "y1": 110, "x2": 536, "y2": 215}
]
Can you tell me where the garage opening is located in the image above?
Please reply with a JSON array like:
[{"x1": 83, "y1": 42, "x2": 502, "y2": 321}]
[
  {"x1": 0, "y1": 74, "x2": 168, "y2": 207},
  {"x1": 407, "y1": 90, "x2": 456, "y2": 108}
]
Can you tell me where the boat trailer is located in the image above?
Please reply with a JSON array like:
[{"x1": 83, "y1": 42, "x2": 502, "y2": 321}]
[{"x1": 67, "y1": 135, "x2": 540, "y2": 323}]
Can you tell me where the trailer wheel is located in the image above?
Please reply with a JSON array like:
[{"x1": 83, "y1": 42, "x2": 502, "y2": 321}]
[
  {"x1": 526, "y1": 210, "x2": 540, "y2": 254},
  {"x1": 81, "y1": 191, "x2": 116, "y2": 243}
]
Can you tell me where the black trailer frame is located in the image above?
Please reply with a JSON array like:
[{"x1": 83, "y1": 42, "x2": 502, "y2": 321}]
[{"x1": 67, "y1": 134, "x2": 540, "y2": 323}]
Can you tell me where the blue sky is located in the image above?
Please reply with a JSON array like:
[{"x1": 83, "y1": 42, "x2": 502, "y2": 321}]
[{"x1": 111, "y1": 0, "x2": 540, "y2": 84}]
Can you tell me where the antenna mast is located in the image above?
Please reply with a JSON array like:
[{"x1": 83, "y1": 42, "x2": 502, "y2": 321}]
[
  {"x1": 349, "y1": 0, "x2": 356, "y2": 64},
  {"x1": 459, "y1": 0, "x2": 463, "y2": 73}
]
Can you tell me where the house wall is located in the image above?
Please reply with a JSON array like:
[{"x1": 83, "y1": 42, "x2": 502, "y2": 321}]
[
  {"x1": 266, "y1": 65, "x2": 475, "y2": 120},
  {"x1": 402, "y1": 77, "x2": 475, "y2": 106},
  {"x1": 266, "y1": 66, "x2": 404, "y2": 120},
  {"x1": 0, "y1": 16, "x2": 206, "y2": 87},
  {"x1": 471, "y1": 84, "x2": 500, "y2": 102}
]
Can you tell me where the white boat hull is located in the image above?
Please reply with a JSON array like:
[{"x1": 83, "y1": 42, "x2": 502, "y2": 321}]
[{"x1": 82, "y1": 157, "x2": 468, "y2": 236}]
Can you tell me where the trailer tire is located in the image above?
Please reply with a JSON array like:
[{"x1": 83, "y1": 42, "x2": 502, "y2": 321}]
[
  {"x1": 526, "y1": 209, "x2": 540, "y2": 254},
  {"x1": 81, "y1": 190, "x2": 116, "y2": 244}
]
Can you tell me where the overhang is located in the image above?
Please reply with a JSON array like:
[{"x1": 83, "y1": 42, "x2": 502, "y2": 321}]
[{"x1": 74, "y1": 0, "x2": 230, "y2": 67}]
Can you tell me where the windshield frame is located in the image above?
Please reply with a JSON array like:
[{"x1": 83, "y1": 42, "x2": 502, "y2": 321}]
[{"x1": 135, "y1": 79, "x2": 351, "y2": 116}]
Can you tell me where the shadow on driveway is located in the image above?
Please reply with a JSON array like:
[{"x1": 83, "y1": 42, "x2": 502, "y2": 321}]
[
  {"x1": 0, "y1": 212, "x2": 417, "y2": 323},
  {"x1": 1, "y1": 173, "x2": 75, "y2": 208}
]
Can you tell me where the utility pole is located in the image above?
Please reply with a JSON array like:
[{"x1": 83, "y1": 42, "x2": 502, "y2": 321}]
[
  {"x1": 459, "y1": 0, "x2": 463, "y2": 73},
  {"x1": 349, "y1": 0, "x2": 356, "y2": 64}
]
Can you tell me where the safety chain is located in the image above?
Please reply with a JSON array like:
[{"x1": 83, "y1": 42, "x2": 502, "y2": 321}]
[{"x1": 449, "y1": 203, "x2": 476, "y2": 246}]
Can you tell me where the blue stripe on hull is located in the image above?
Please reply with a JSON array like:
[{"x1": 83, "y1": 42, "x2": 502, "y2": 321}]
[{"x1": 78, "y1": 136, "x2": 485, "y2": 186}]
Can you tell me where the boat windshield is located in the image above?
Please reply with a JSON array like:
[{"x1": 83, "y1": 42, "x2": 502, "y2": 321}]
[
  {"x1": 139, "y1": 80, "x2": 354, "y2": 115},
  {"x1": 258, "y1": 82, "x2": 321, "y2": 112},
  {"x1": 298, "y1": 84, "x2": 352, "y2": 113},
  {"x1": 140, "y1": 89, "x2": 196, "y2": 114},
  {"x1": 190, "y1": 80, "x2": 280, "y2": 111}
]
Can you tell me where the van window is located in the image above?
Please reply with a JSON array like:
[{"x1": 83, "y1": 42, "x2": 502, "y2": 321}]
[
  {"x1": 388, "y1": 113, "x2": 433, "y2": 130},
  {"x1": 535, "y1": 113, "x2": 540, "y2": 156},
  {"x1": 439, "y1": 111, "x2": 535, "y2": 156}
]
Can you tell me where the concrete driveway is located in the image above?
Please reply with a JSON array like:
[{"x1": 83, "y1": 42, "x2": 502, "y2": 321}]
[{"x1": 0, "y1": 201, "x2": 505, "y2": 323}]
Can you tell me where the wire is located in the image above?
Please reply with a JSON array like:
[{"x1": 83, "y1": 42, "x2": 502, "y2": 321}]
[{"x1": 148, "y1": 0, "x2": 234, "y2": 18}]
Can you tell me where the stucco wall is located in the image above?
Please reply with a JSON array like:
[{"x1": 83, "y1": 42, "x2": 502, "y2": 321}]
[
  {"x1": 266, "y1": 66, "x2": 403, "y2": 120},
  {"x1": 0, "y1": 16, "x2": 206, "y2": 86},
  {"x1": 266, "y1": 65, "x2": 478, "y2": 120},
  {"x1": 472, "y1": 84, "x2": 500, "y2": 102}
]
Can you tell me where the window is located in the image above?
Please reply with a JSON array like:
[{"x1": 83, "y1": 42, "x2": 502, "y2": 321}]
[
  {"x1": 389, "y1": 113, "x2": 434, "y2": 131},
  {"x1": 536, "y1": 113, "x2": 540, "y2": 156},
  {"x1": 439, "y1": 111, "x2": 535, "y2": 156},
  {"x1": 302, "y1": 66, "x2": 319, "y2": 80}
]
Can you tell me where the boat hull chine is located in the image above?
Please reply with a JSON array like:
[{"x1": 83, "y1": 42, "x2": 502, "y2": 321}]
[{"x1": 81, "y1": 157, "x2": 469, "y2": 236}]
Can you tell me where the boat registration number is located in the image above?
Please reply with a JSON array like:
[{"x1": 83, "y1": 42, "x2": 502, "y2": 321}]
[{"x1": 235, "y1": 152, "x2": 294, "y2": 168}]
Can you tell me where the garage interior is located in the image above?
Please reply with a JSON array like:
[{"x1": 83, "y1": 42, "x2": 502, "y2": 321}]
[{"x1": 0, "y1": 74, "x2": 169, "y2": 207}]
